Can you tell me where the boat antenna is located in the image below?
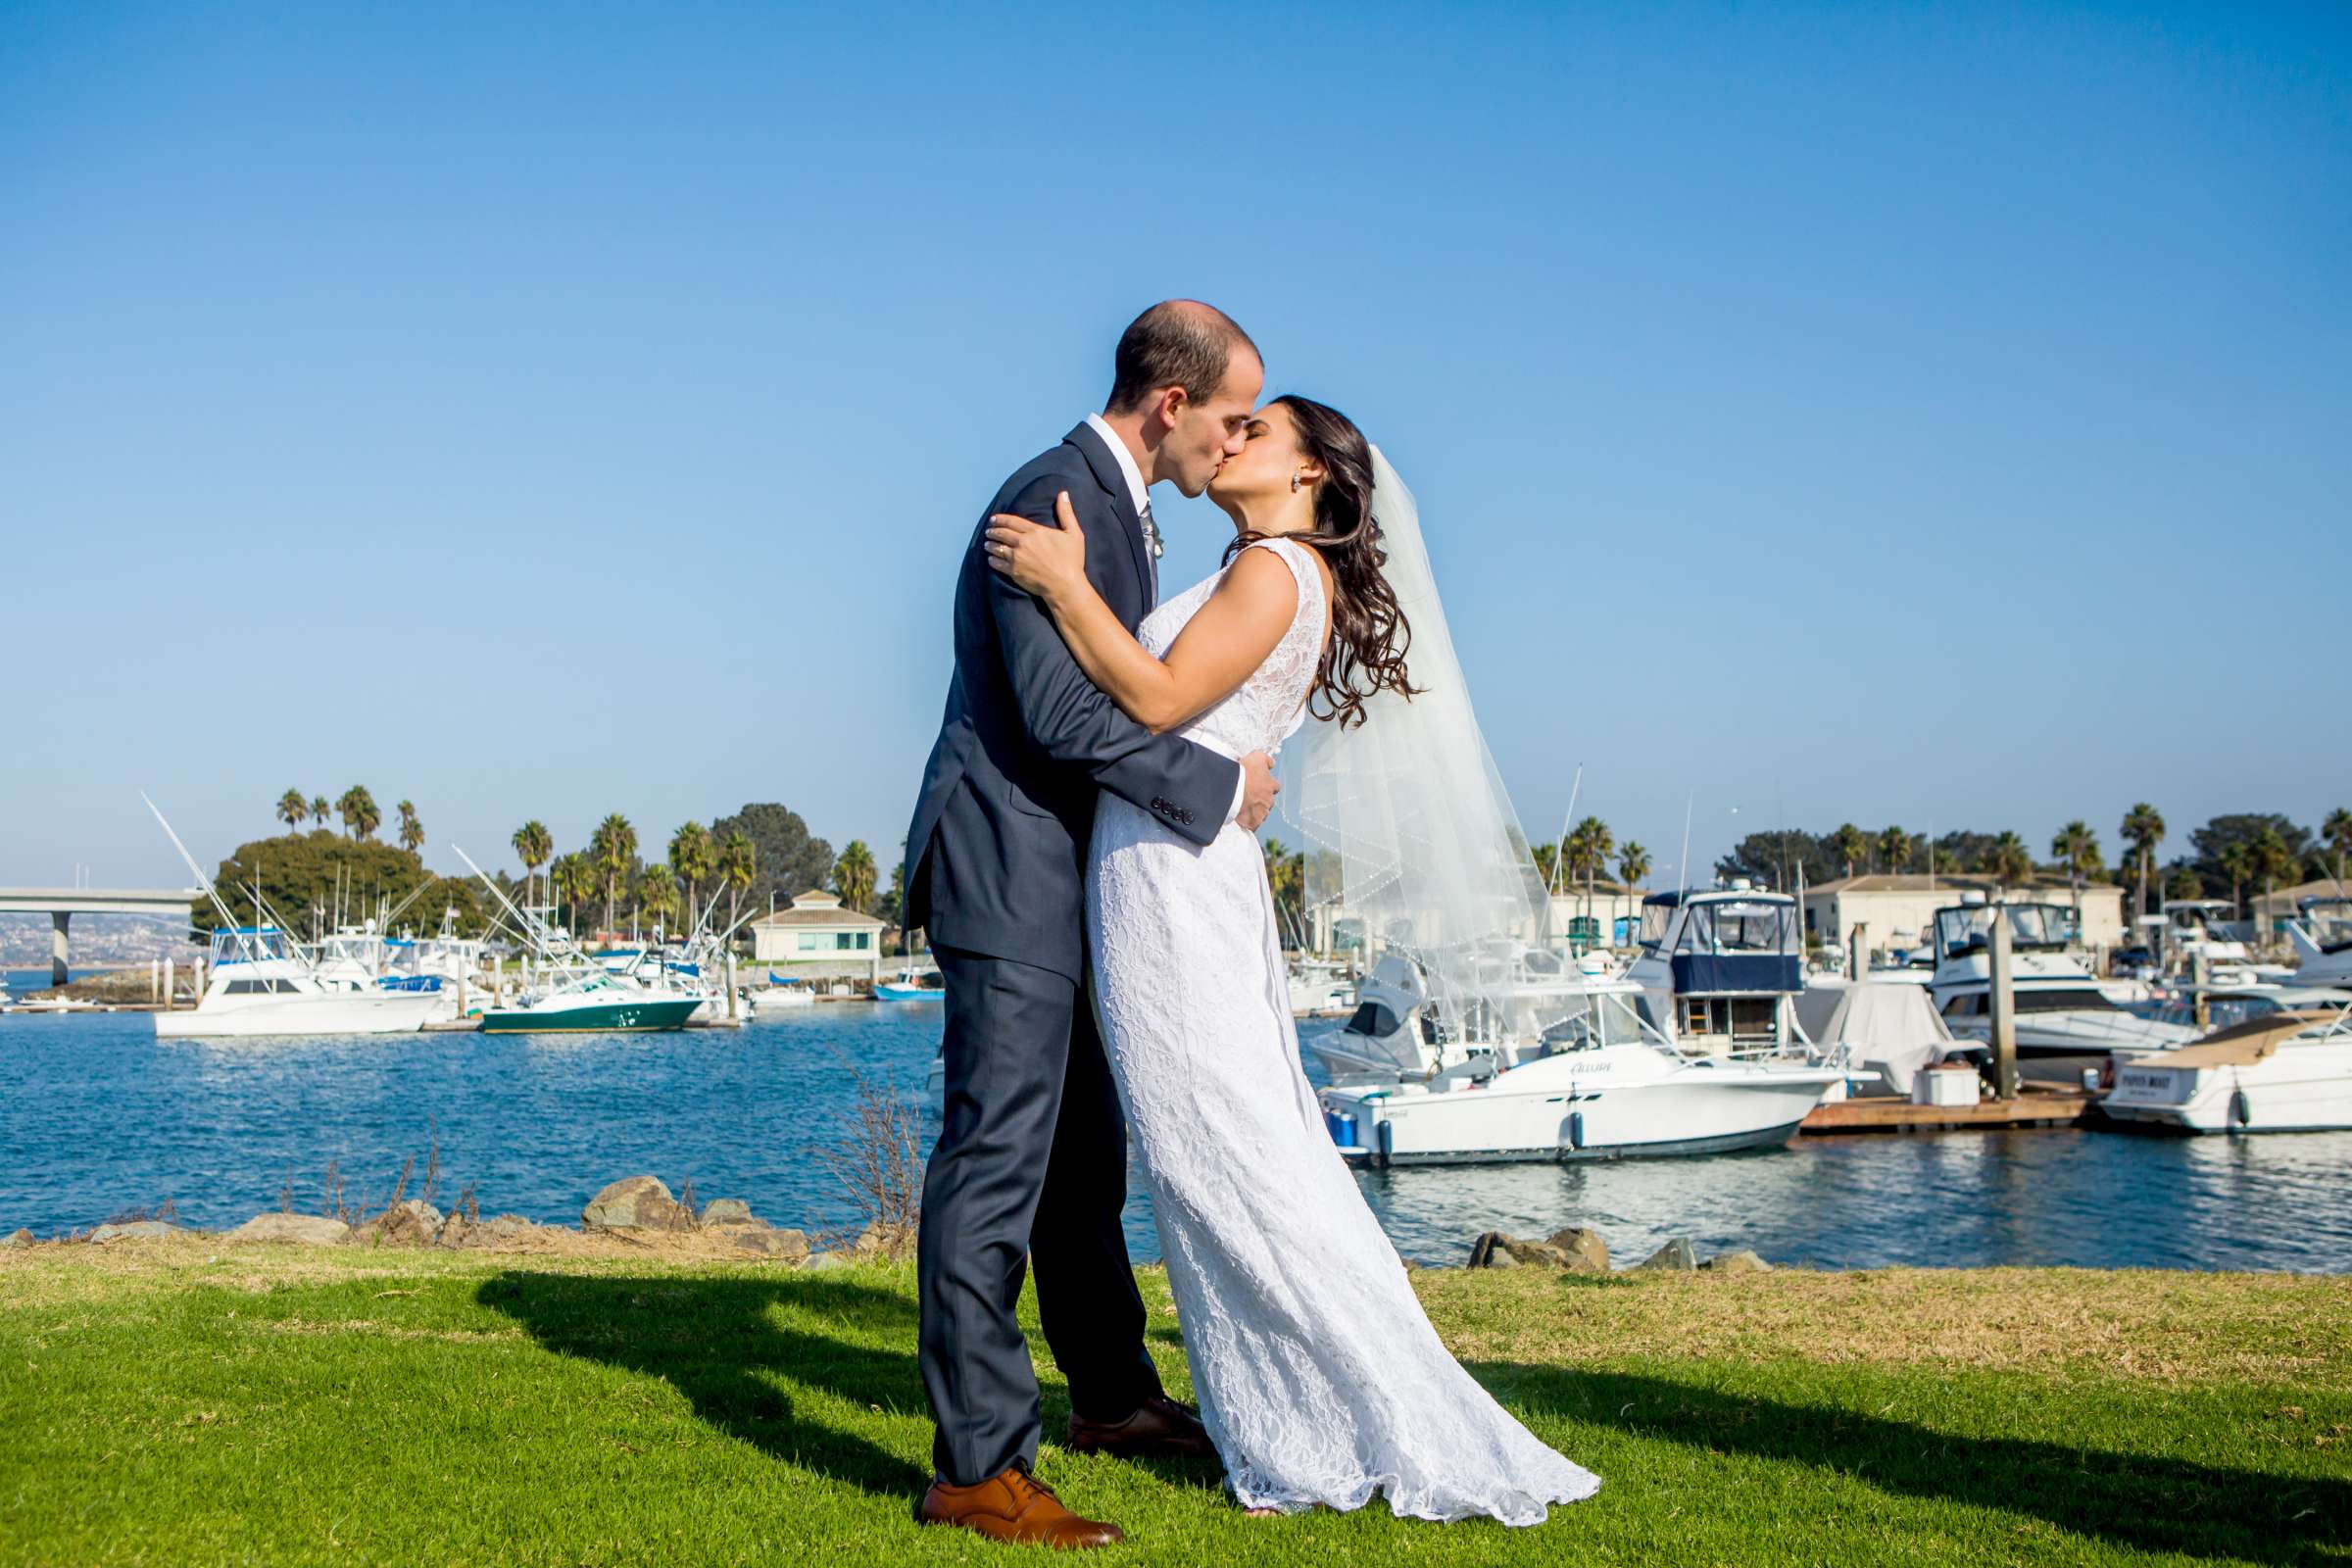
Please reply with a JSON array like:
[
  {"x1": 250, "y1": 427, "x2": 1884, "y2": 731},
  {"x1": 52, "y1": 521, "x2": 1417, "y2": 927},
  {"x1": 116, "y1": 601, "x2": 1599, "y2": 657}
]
[
  {"x1": 1547, "y1": 764, "x2": 1584, "y2": 902},
  {"x1": 1676, "y1": 790, "x2": 1695, "y2": 899}
]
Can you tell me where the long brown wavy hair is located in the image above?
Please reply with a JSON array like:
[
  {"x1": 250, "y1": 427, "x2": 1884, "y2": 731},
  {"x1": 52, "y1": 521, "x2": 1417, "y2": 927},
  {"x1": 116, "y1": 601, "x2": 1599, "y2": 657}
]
[{"x1": 1221, "y1": 394, "x2": 1419, "y2": 729}]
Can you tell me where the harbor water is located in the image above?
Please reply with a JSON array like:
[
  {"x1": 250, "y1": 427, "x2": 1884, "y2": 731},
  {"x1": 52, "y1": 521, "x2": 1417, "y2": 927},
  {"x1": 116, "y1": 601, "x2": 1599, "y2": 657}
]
[{"x1": 3, "y1": 1006, "x2": 2347, "y2": 1271}]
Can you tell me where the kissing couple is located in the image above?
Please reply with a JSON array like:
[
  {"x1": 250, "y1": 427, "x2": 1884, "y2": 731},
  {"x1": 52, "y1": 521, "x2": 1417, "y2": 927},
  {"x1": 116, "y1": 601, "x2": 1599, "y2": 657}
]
[{"x1": 901, "y1": 300, "x2": 1600, "y2": 1546}]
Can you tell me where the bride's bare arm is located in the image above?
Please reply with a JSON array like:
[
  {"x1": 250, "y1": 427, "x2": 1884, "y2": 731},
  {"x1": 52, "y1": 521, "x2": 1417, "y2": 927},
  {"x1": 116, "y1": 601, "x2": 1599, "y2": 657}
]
[{"x1": 985, "y1": 492, "x2": 1298, "y2": 735}]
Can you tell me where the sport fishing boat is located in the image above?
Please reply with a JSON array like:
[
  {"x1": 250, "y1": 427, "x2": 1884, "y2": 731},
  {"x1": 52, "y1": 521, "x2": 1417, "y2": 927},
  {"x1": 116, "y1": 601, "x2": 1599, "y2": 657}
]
[
  {"x1": 141, "y1": 798, "x2": 444, "y2": 1039},
  {"x1": 453, "y1": 847, "x2": 699, "y2": 1034},
  {"x1": 475, "y1": 969, "x2": 701, "y2": 1034},
  {"x1": 156, "y1": 925, "x2": 445, "y2": 1039},
  {"x1": 1927, "y1": 896, "x2": 2195, "y2": 1059},
  {"x1": 1316, "y1": 953, "x2": 1863, "y2": 1164},
  {"x1": 2100, "y1": 1004, "x2": 2352, "y2": 1132}
]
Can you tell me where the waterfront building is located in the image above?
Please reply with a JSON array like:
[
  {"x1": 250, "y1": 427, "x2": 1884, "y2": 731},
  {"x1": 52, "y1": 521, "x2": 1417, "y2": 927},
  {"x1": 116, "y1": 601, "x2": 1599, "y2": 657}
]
[
  {"x1": 1801, "y1": 874, "x2": 2127, "y2": 964},
  {"x1": 748, "y1": 890, "x2": 883, "y2": 986}
]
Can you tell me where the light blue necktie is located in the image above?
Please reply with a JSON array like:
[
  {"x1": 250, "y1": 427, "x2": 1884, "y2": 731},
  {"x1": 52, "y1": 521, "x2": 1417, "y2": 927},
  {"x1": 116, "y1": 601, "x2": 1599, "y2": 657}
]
[{"x1": 1138, "y1": 499, "x2": 1161, "y2": 607}]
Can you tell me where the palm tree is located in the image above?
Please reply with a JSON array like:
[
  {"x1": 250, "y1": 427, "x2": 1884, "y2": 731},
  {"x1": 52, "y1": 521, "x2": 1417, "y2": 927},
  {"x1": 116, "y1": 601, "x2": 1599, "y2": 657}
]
[
  {"x1": 833, "y1": 840, "x2": 878, "y2": 914},
  {"x1": 1261, "y1": 837, "x2": 1307, "y2": 947},
  {"x1": 1829, "y1": 823, "x2": 1869, "y2": 880},
  {"x1": 2219, "y1": 841, "x2": 2255, "y2": 920},
  {"x1": 2049, "y1": 820, "x2": 2101, "y2": 920},
  {"x1": 669, "y1": 820, "x2": 714, "y2": 933},
  {"x1": 636, "y1": 862, "x2": 680, "y2": 933},
  {"x1": 2251, "y1": 827, "x2": 2297, "y2": 940},
  {"x1": 1531, "y1": 840, "x2": 1562, "y2": 895},
  {"x1": 554, "y1": 853, "x2": 598, "y2": 935},
  {"x1": 310, "y1": 795, "x2": 331, "y2": 828},
  {"x1": 719, "y1": 831, "x2": 757, "y2": 929},
  {"x1": 2121, "y1": 803, "x2": 2165, "y2": 926},
  {"x1": 591, "y1": 813, "x2": 636, "y2": 936},
  {"x1": 1984, "y1": 830, "x2": 2034, "y2": 892},
  {"x1": 1563, "y1": 816, "x2": 1613, "y2": 919},
  {"x1": 396, "y1": 800, "x2": 424, "y2": 855},
  {"x1": 2166, "y1": 864, "x2": 2204, "y2": 905},
  {"x1": 1617, "y1": 842, "x2": 1651, "y2": 891},
  {"x1": 2325, "y1": 807, "x2": 2352, "y2": 889},
  {"x1": 275, "y1": 789, "x2": 308, "y2": 831},
  {"x1": 1876, "y1": 826, "x2": 1910, "y2": 875},
  {"x1": 511, "y1": 820, "x2": 553, "y2": 911},
  {"x1": 337, "y1": 786, "x2": 380, "y2": 841}
]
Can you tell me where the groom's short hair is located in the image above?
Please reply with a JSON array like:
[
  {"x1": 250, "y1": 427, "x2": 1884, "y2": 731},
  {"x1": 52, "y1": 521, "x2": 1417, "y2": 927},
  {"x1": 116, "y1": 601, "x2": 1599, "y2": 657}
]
[{"x1": 1105, "y1": 300, "x2": 1260, "y2": 415}]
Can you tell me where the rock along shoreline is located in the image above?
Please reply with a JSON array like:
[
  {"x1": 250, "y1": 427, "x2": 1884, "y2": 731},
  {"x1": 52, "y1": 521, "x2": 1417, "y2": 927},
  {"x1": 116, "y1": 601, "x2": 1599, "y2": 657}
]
[{"x1": 0, "y1": 1175, "x2": 916, "y2": 1271}]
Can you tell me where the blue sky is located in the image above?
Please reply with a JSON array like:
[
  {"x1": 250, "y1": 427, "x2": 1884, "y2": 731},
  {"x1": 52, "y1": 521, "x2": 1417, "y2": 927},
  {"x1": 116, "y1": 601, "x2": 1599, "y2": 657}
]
[{"x1": 3, "y1": 2, "x2": 2346, "y2": 892}]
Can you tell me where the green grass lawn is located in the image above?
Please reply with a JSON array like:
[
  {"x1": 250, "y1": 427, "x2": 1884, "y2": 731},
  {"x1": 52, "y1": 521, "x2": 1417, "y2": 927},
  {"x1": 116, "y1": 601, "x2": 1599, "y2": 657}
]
[{"x1": 3, "y1": 1241, "x2": 2347, "y2": 1566}]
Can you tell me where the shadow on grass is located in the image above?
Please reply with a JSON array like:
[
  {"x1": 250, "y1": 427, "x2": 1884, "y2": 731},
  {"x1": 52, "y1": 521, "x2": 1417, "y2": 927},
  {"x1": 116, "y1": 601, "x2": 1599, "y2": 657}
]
[
  {"x1": 1474, "y1": 1361, "x2": 2350, "y2": 1565},
  {"x1": 477, "y1": 1270, "x2": 931, "y2": 1499}
]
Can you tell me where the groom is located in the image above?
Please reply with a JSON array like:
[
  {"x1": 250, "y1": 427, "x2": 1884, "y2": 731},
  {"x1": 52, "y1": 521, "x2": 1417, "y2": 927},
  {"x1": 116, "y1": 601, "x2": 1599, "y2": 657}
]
[{"x1": 902, "y1": 301, "x2": 1278, "y2": 1548}]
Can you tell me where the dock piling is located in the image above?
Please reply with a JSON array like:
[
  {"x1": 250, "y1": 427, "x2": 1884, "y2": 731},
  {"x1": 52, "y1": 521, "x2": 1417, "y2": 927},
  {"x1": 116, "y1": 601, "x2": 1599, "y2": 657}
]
[{"x1": 1987, "y1": 910, "x2": 2020, "y2": 1100}]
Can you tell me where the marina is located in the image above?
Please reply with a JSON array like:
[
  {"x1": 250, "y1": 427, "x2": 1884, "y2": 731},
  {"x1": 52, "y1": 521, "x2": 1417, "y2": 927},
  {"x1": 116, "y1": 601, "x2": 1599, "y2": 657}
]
[{"x1": 4, "y1": 1004, "x2": 2349, "y2": 1272}]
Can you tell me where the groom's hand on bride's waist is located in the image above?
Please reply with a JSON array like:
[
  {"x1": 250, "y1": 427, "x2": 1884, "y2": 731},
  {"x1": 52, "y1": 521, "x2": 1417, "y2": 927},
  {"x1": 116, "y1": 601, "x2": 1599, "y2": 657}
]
[{"x1": 1237, "y1": 751, "x2": 1278, "y2": 832}]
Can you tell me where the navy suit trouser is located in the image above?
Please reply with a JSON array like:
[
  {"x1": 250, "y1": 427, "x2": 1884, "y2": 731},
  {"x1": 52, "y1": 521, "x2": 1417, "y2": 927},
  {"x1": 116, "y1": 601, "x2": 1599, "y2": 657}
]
[{"x1": 917, "y1": 942, "x2": 1162, "y2": 1485}]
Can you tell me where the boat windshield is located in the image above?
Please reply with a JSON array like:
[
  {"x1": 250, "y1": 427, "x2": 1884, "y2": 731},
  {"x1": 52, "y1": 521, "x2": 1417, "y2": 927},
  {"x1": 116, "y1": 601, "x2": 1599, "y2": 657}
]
[
  {"x1": 1678, "y1": 900, "x2": 1795, "y2": 956},
  {"x1": 210, "y1": 927, "x2": 291, "y2": 965},
  {"x1": 1936, "y1": 903, "x2": 2077, "y2": 957},
  {"x1": 2299, "y1": 898, "x2": 2352, "y2": 946},
  {"x1": 1536, "y1": 990, "x2": 1652, "y2": 1053}
]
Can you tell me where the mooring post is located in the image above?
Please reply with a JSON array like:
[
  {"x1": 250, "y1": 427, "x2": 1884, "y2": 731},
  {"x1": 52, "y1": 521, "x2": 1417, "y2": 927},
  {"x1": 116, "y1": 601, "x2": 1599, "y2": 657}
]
[
  {"x1": 1987, "y1": 910, "x2": 2020, "y2": 1101},
  {"x1": 2192, "y1": 949, "x2": 2210, "y2": 1032},
  {"x1": 1848, "y1": 921, "x2": 1868, "y2": 981},
  {"x1": 162, "y1": 956, "x2": 174, "y2": 1011},
  {"x1": 725, "y1": 952, "x2": 738, "y2": 1020}
]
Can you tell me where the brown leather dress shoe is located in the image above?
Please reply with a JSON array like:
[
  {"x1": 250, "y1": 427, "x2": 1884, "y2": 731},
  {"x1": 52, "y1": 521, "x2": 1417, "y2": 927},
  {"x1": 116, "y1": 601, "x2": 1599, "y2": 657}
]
[
  {"x1": 916, "y1": 1461, "x2": 1125, "y2": 1549},
  {"x1": 1065, "y1": 1395, "x2": 1217, "y2": 1460}
]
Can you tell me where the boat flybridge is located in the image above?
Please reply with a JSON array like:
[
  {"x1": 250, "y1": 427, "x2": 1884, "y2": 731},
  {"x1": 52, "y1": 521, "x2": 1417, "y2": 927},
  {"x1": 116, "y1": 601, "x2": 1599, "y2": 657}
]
[
  {"x1": 1622, "y1": 881, "x2": 1812, "y2": 1057},
  {"x1": 2285, "y1": 895, "x2": 2352, "y2": 989},
  {"x1": 1315, "y1": 950, "x2": 1866, "y2": 1165},
  {"x1": 1927, "y1": 895, "x2": 2194, "y2": 1059}
]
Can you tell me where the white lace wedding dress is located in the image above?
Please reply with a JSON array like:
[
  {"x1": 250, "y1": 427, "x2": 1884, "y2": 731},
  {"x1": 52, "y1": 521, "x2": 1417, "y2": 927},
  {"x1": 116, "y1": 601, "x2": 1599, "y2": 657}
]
[{"x1": 1086, "y1": 537, "x2": 1601, "y2": 1525}]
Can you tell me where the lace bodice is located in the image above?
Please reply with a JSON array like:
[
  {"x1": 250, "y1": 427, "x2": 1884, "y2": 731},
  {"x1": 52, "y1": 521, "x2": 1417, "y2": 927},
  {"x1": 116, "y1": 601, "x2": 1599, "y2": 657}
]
[{"x1": 1138, "y1": 537, "x2": 1326, "y2": 761}]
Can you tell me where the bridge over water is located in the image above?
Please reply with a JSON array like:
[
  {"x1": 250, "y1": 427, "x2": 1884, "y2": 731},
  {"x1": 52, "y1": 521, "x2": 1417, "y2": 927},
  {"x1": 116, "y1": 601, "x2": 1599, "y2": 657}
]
[{"x1": 0, "y1": 888, "x2": 198, "y2": 985}]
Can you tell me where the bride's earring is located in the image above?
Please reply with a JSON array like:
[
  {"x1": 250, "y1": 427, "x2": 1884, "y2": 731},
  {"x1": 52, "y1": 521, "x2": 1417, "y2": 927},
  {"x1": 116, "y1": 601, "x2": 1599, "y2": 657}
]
[{"x1": 1290, "y1": 471, "x2": 1300, "y2": 492}]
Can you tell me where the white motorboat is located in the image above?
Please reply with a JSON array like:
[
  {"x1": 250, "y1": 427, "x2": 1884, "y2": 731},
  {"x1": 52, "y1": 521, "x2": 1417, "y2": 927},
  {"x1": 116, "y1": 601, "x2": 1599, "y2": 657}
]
[
  {"x1": 156, "y1": 926, "x2": 444, "y2": 1038},
  {"x1": 2100, "y1": 1005, "x2": 2352, "y2": 1132},
  {"x1": 1317, "y1": 954, "x2": 1864, "y2": 1164},
  {"x1": 139, "y1": 799, "x2": 444, "y2": 1039},
  {"x1": 2285, "y1": 895, "x2": 2352, "y2": 988},
  {"x1": 1286, "y1": 956, "x2": 1357, "y2": 1016},
  {"x1": 1927, "y1": 897, "x2": 2195, "y2": 1058},
  {"x1": 752, "y1": 979, "x2": 816, "y2": 1012}
]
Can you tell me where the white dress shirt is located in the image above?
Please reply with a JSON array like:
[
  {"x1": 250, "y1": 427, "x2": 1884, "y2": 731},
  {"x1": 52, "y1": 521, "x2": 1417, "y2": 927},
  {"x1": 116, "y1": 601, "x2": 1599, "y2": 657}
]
[{"x1": 1082, "y1": 413, "x2": 1249, "y2": 829}]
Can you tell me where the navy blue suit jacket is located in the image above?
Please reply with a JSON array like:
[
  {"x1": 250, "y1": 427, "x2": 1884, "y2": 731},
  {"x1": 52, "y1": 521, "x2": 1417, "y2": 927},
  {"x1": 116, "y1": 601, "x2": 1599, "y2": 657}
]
[{"x1": 904, "y1": 422, "x2": 1241, "y2": 981}]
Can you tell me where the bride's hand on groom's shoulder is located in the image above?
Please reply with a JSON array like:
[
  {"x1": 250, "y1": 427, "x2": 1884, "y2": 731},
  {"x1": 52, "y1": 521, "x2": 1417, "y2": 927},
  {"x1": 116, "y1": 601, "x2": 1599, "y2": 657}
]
[{"x1": 986, "y1": 491, "x2": 1087, "y2": 604}]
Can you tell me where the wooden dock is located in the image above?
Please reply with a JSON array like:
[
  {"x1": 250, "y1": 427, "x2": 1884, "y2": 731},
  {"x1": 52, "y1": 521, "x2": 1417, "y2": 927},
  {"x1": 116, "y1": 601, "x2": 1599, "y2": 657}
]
[{"x1": 1801, "y1": 1086, "x2": 2092, "y2": 1135}]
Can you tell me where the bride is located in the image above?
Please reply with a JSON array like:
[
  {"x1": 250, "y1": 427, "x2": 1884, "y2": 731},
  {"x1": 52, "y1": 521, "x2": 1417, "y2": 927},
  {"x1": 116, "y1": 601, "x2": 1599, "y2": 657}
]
[{"x1": 981, "y1": 394, "x2": 1600, "y2": 1525}]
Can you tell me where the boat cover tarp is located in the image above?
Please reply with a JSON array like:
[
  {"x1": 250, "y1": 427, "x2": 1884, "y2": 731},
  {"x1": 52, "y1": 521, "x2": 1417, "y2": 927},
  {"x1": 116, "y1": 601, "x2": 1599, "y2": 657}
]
[
  {"x1": 1798, "y1": 979, "x2": 1959, "y2": 1095},
  {"x1": 2138, "y1": 1010, "x2": 2335, "y2": 1067},
  {"x1": 1671, "y1": 954, "x2": 1799, "y2": 995}
]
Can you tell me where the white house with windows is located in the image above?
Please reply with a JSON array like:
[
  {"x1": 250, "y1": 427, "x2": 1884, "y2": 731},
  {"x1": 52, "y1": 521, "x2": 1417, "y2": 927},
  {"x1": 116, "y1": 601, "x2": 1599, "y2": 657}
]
[{"x1": 749, "y1": 890, "x2": 884, "y2": 984}]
